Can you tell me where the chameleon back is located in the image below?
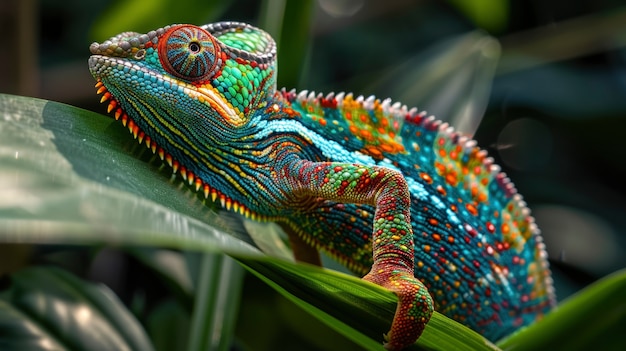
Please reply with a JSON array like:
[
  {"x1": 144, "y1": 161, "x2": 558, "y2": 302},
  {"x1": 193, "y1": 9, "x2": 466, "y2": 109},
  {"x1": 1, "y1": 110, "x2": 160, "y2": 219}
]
[{"x1": 285, "y1": 91, "x2": 556, "y2": 340}]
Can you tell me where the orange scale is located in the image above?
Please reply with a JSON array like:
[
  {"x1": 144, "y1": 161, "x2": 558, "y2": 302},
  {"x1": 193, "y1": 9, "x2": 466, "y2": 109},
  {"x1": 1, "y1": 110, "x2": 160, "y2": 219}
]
[
  {"x1": 445, "y1": 172, "x2": 458, "y2": 186},
  {"x1": 420, "y1": 172, "x2": 433, "y2": 184},
  {"x1": 465, "y1": 203, "x2": 479, "y2": 216},
  {"x1": 500, "y1": 223, "x2": 511, "y2": 234}
]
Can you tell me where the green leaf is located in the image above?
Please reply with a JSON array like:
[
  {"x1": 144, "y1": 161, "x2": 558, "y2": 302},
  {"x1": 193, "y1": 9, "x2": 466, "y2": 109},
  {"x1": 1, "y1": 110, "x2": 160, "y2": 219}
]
[
  {"x1": 260, "y1": 0, "x2": 315, "y2": 88},
  {"x1": 146, "y1": 298, "x2": 190, "y2": 351},
  {"x1": 0, "y1": 94, "x2": 259, "y2": 256},
  {"x1": 445, "y1": 0, "x2": 509, "y2": 33},
  {"x1": 187, "y1": 254, "x2": 244, "y2": 351},
  {"x1": 90, "y1": 0, "x2": 235, "y2": 41},
  {"x1": 238, "y1": 257, "x2": 499, "y2": 351},
  {"x1": 497, "y1": 269, "x2": 626, "y2": 351},
  {"x1": 0, "y1": 266, "x2": 154, "y2": 351}
]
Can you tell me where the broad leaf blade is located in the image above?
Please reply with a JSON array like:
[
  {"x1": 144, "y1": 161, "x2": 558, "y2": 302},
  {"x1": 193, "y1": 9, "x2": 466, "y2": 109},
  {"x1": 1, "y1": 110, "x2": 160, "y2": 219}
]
[
  {"x1": 0, "y1": 94, "x2": 259, "y2": 255},
  {"x1": 239, "y1": 257, "x2": 499, "y2": 351},
  {"x1": 0, "y1": 266, "x2": 154, "y2": 351}
]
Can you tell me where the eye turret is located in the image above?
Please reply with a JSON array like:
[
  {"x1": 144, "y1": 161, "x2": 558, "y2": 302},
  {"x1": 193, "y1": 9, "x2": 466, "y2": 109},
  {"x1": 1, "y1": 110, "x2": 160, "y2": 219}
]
[{"x1": 158, "y1": 25, "x2": 222, "y2": 82}]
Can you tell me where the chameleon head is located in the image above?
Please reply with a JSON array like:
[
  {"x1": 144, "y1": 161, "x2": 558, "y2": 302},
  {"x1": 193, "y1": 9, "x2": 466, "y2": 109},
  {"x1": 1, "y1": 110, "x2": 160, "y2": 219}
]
[{"x1": 88, "y1": 22, "x2": 277, "y2": 132}]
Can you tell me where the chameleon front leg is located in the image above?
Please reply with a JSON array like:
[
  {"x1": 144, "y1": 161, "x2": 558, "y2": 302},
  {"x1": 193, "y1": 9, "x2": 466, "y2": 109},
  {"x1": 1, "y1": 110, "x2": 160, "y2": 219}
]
[{"x1": 282, "y1": 159, "x2": 434, "y2": 350}]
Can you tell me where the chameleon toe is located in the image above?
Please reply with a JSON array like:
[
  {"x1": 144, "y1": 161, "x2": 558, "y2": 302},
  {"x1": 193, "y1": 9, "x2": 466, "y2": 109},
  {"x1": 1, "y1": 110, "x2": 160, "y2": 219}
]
[{"x1": 364, "y1": 266, "x2": 433, "y2": 350}]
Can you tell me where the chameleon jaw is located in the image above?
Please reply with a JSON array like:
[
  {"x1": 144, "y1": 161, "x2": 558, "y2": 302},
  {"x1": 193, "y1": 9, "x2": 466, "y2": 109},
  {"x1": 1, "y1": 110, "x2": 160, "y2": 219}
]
[
  {"x1": 93, "y1": 80, "x2": 263, "y2": 221},
  {"x1": 88, "y1": 54, "x2": 245, "y2": 129}
]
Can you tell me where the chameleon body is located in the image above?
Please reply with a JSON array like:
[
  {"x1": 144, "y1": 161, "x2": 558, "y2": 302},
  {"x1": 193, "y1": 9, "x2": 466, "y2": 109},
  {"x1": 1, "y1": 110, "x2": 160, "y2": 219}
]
[{"x1": 88, "y1": 22, "x2": 555, "y2": 350}]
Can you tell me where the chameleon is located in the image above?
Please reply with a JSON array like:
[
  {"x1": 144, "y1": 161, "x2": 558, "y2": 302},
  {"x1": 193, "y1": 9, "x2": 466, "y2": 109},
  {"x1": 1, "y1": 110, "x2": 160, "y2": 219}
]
[{"x1": 88, "y1": 22, "x2": 556, "y2": 350}]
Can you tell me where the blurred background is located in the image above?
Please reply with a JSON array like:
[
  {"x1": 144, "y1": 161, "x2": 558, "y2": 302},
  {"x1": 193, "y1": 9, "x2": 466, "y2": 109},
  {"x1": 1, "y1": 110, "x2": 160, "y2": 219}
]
[{"x1": 1, "y1": 0, "x2": 625, "y2": 348}]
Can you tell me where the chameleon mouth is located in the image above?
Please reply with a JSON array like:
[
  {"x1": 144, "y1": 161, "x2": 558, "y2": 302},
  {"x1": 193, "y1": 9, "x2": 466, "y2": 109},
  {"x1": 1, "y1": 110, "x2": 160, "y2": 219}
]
[{"x1": 94, "y1": 80, "x2": 262, "y2": 220}]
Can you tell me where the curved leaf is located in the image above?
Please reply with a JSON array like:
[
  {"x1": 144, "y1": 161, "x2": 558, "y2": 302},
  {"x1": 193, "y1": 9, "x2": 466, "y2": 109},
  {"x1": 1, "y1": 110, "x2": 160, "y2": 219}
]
[
  {"x1": 497, "y1": 269, "x2": 626, "y2": 351},
  {"x1": 0, "y1": 94, "x2": 260, "y2": 256},
  {"x1": 0, "y1": 266, "x2": 154, "y2": 351},
  {"x1": 238, "y1": 257, "x2": 499, "y2": 351}
]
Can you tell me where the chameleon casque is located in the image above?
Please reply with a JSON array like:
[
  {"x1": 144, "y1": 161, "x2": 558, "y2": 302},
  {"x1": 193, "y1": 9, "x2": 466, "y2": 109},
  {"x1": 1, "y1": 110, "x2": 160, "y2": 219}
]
[{"x1": 88, "y1": 22, "x2": 556, "y2": 350}]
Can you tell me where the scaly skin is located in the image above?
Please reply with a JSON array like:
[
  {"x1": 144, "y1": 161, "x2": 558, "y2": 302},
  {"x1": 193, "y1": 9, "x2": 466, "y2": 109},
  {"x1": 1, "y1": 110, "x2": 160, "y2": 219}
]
[{"x1": 88, "y1": 22, "x2": 555, "y2": 350}]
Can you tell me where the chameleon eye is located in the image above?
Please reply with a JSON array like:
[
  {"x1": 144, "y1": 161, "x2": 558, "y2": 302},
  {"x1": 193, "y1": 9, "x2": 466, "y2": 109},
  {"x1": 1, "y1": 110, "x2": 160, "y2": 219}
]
[
  {"x1": 158, "y1": 25, "x2": 221, "y2": 81},
  {"x1": 188, "y1": 41, "x2": 201, "y2": 53}
]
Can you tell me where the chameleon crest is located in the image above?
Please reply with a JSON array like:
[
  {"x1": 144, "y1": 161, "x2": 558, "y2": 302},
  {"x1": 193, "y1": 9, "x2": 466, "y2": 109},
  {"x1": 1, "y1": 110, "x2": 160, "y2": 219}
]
[{"x1": 89, "y1": 22, "x2": 555, "y2": 350}]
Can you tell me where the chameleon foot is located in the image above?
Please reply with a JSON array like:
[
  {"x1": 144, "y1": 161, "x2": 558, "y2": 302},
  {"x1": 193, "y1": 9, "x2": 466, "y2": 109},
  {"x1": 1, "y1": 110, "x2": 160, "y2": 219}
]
[{"x1": 364, "y1": 264, "x2": 434, "y2": 351}]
